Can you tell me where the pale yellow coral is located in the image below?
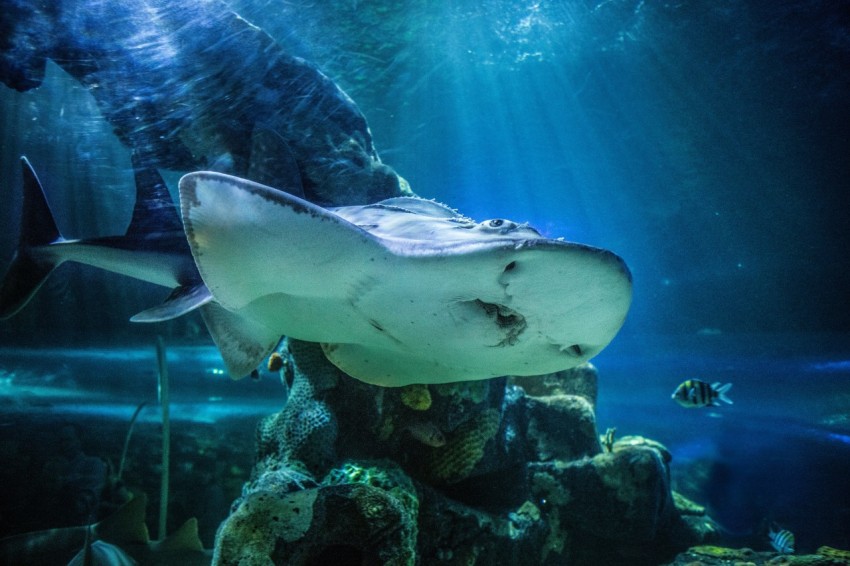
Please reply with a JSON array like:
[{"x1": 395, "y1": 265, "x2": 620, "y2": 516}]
[
  {"x1": 399, "y1": 384, "x2": 432, "y2": 411},
  {"x1": 689, "y1": 545, "x2": 755, "y2": 560},
  {"x1": 515, "y1": 500, "x2": 541, "y2": 522}
]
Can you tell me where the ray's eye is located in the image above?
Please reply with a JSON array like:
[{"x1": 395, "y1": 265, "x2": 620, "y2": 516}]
[{"x1": 480, "y1": 218, "x2": 519, "y2": 233}]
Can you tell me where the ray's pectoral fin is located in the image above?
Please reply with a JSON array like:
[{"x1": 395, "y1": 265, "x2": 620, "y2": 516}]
[
  {"x1": 178, "y1": 171, "x2": 380, "y2": 310},
  {"x1": 130, "y1": 283, "x2": 213, "y2": 323},
  {"x1": 200, "y1": 302, "x2": 280, "y2": 379}
]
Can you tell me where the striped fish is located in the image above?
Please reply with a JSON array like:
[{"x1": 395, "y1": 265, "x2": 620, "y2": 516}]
[
  {"x1": 769, "y1": 527, "x2": 795, "y2": 554},
  {"x1": 671, "y1": 379, "x2": 733, "y2": 408}
]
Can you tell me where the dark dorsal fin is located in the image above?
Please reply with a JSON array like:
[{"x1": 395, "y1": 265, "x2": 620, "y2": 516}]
[
  {"x1": 92, "y1": 493, "x2": 150, "y2": 545},
  {"x1": 20, "y1": 156, "x2": 62, "y2": 246},
  {"x1": 0, "y1": 157, "x2": 64, "y2": 320},
  {"x1": 152, "y1": 517, "x2": 204, "y2": 552},
  {"x1": 127, "y1": 151, "x2": 183, "y2": 235}
]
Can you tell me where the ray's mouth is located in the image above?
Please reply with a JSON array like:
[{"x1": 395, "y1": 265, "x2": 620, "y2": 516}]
[
  {"x1": 563, "y1": 343, "x2": 583, "y2": 356},
  {"x1": 555, "y1": 342, "x2": 600, "y2": 360},
  {"x1": 472, "y1": 299, "x2": 527, "y2": 346},
  {"x1": 464, "y1": 299, "x2": 593, "y2": 359}
]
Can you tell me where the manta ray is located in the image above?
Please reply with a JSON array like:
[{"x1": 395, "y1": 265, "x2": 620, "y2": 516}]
[{"x1": 178, "y1": 172, "x2": 633, "y2": 386}]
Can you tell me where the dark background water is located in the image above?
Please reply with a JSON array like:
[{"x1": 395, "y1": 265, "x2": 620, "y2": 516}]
[
  {"x1": 0, "y1": 0, "x2": 849, "y2": 556},
  {"x1": 596, "y1": 332, "x2": 850, "y2": 553}
]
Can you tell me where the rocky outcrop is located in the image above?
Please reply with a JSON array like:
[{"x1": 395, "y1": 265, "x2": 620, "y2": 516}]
[{"x1": 212, "y1": 341, "x2": 713, "y2": 565}]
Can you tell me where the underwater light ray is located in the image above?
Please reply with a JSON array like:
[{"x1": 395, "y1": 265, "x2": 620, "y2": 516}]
[
  {"x1": 421, "y1": 6, "x2": 560, "y2": 224},
  {"x1": 808, "y1": 360, "x2": 850, "y2": 372}
]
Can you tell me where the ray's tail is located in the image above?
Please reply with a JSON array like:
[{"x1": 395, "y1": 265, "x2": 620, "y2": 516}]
[{"x1": 0, "y1": 156, "x2": 65, "y2": 319}]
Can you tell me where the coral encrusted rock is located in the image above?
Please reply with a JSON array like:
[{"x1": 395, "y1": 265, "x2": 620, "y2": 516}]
[
  {"x1": 215, "y1": 338, "x2": 715, "y2": 565},
  {"x1": 215, "y1": 483, "x2": 416, "y2": 566}
]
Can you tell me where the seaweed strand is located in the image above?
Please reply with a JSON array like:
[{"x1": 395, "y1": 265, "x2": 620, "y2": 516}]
[
  {"x1": 156, "y1": 336, "x2": 170, "y2": 540},
  {"x1": 117, "y1": 401, "x2": 148, "y2": 482}
]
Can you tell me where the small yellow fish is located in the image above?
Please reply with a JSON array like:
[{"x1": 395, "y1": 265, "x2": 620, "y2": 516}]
[
  {"x1": 268, "y1": 352, "x2": 285, "y2": 372},
  {"x1": 405, "y1": 421, "x2": 446, "y2": 447}
]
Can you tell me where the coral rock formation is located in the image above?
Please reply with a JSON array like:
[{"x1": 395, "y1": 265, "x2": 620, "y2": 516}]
[{"x1": 213, "y1": 343, "x2": 715, "y2": 565}]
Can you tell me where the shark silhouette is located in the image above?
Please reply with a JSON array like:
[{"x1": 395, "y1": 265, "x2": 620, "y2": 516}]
[
  {"x1": 0, "y1": 156, "x2": 211, "y2": 323},
  {"x1": 0, "y1": 494, "x2": 211, "y2": 565},
  {"x1": 0, "y1": 157, "x2": 272, "y2": 376}
]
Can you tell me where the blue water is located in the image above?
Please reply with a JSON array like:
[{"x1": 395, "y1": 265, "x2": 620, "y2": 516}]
[
  {"x1": 596, "y1": 332, "x2": 850, "y2": 552},
  {"x1": 2, "y1": 335, "x2": 848, "y2": 551},
  {"x1": 1, "y1": 0, "x2": 848, "y2": 559},
  {"x1": 0, "y1": 346, "x2": 283, "y2": 423},
  {"x1": 0, "y1": 345, "x2": 284, "y2": 544}
]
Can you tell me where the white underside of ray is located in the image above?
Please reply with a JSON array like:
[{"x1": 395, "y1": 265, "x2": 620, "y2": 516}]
[
  {"x1": 323, "y1": 244, "x2": 631, "y2": 385},
  {"x1": 179, "y1": 172, "x2": 632, "y2": 386}
]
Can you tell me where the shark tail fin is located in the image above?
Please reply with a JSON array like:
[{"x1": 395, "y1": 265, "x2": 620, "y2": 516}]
[
  {"x1": 0, "y1": 157, "x2": 64, "y2": 319},
  {"x1": 152, "y1": 517, "x2": 204, "y2": 552},
  {"x1": 93, "y1": 493, "x2": 150, "y2": 546}
]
